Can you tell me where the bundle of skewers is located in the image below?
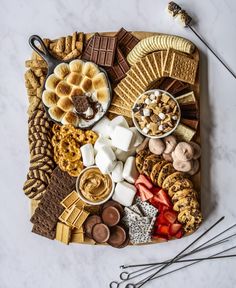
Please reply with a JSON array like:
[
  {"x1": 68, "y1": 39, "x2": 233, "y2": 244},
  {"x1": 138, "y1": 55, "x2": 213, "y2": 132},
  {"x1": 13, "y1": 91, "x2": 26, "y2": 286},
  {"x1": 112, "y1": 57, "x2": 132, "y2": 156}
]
[{"x1": 110, "y1": 217, "x2": 236, "y2": 287}]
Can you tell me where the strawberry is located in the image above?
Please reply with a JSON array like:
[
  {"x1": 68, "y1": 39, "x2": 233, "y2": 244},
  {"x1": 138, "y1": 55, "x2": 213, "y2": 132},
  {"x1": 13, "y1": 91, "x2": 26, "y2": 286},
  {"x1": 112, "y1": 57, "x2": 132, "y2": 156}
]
[
  {"x1": 175, "y1": 229, "x2": 184, "y2": 239},
  {"x1": 163, "y1": 210, "x2": 177, "y2": 224},
  {"x1": 156, "y1": 214, "x2": 169, "y2": 226},
  {"x1": 152, "y1": 235, "x2": 168, "y2": 242},
  {"x1": 169, "y1": 223, "x2": 182, "y2": 236},
  {"x1": 157, "y1": 225, "x2": 170, "y2": 236},
  {"x1": 150, "y1": 187, "x2": 162, "y2": 195},
  {"x1": 137, "y1": 184, "x2": 153, "y2": 201},
  {"x1": 135, "y1": 174, "x2": 153, "y2": 189},
  {"x1": 154, "y1": 190, "x2": 172, "y2": 208}
]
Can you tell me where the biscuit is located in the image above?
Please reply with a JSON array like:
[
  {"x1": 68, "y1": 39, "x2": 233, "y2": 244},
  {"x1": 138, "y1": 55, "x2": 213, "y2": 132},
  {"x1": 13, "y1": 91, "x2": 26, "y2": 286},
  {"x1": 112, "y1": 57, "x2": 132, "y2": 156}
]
[
  {"x1": 28, "y1": 132, "x2": 51, "y2": 144},
  {"x1": 27, "y1": 168, "x2": 50, "y2": 185},
  {"x1": 142, "y1": 154, "x2": 162, "y2": 177},
  {"x1": 157, "y1": 163, "x2": 175, "y2": 187},
  {"x1": 178, "y1": 208, "x2": 202, "y2": 233},
  {"x1": 29, "y1": 125, "x2": 51, "y2": 136},
  {"x1": 150, "y1": 160, "x2": 168, "y2": 186},
  {"x1": 173, "y1": 197, "x2": 200, "y2": 212},
  {"x1": 30, "y1": 146, "x2": 53, "y2": 158},
  {"x1": 171, "y1": 188, "x2": 198, "y2": 203},
  {"x1": 135, "y1": 149, "x2": 152, "y2": 173},
  {"x1": 168, "y1": 178, "x2": 193, "y2": 198},
  {"x1": 162, "y1": 171, "x2": 186, "y2": 190},
  {"x1": 23, "y1": 178, "x2": 46, "y2": 199}
]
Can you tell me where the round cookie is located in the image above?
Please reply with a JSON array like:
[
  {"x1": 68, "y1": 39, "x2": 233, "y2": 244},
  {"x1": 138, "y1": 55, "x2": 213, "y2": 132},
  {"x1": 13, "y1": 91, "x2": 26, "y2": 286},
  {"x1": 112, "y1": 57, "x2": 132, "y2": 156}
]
[
  {"x1": 29, "y1": 125, "x2": 51, "y2": 135},
  {"x1": 149, "y1": 138, "x2": 165, "y2": 155},
  {"x1": 29, "y1": 117, "x2": 51, "y2": 129},
  {"x1": 28, "y1": 132, "x2": 51, "y2": 144},
  {"x1": 163, "y1": 135, "x2": 177, "y2": 154},
  {"x1": 162, "y1": 172, "x2": 186, "y2": 190},
  {"x1": 29, "y1": 161, "x2": 53, "y2": 174},
  {"x1": 135, "y1": 148, "x2": 151, "y2": 173},
  {"x1": 168, "y1": 178, "x2": 193, "y2": 198},
  {"x1": 142, "y1": 154, "x2": 162, "y2": 177},
  {"x1": 173, "y1": 159, "x2": 193, "y2": 172},
  {"x1": 28, "y1": 109, "x2": 47, "y2": 123},
  {"x1": 190, "y1": 141, "x2": 201, "y2": 160},
  {"x1": 30, "y1": 146, "x2": 53, "y2": 158},
  {"x1": 178, "y1": 208, "x2": 203, "y2": 233},
  {"x1": 30, "y1": 154, "x2": 54, "y2": 169},
  {"x1": 23, "y1": 178, "x2": 46, "y2": 199},
  {"x1": 173, "y1": 198, "x2": 200, "y2": 212},
  {"x1": 172, "y1": 188, "x2": 199, "y2": 203},
  {"x1": 150, "y1": 160, "x2": 168, "y2": 186},
  {"x1": 157, "y1": 163, "x2": 175, "y2": 187},
  {"x1": 27, "y1": 168, "x2": 51, "y2": 185},
  {"x1": 30, "y1": 140, "x2": 53, "y2": 152},
  {"x1": 188, "y1": 159, "x2": 200, "y2": 175}
]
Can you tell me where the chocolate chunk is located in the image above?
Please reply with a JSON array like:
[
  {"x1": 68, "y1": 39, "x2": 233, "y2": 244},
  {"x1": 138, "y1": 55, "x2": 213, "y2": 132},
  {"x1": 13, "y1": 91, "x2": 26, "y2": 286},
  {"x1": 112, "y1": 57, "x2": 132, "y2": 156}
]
[
  {"x1": 158, "y1": 78, "x2": 190, "y2": 96},
  {"x1": 72, "y1": 95, "x2": 90, "y2": 113},
  {"x1": 107, "y1": 225, "x2": 127, "y2": 248},
  {"x1": 116, "y1": 27, "x2": 140, "y2": 56},
  {"x1": 82, "y1": 34, "x2": 98, "y2": 61},
  {"x1": 90, "y1": 34, "x2": 117, "y2": 67},
  {"x1": 84, "y1": 215, "x2": 102, "y2": 238},
  {"x1": 102, "y1": 206, "x2": 120, "y2": 227},
  {"x1": 105, "y1": 48, "x2": 130, "y2": 83},
  {"x1": 181, "y1": 118, "x2": 199, "y2": 130},
  {"x1": 92, "y1": 223, "x2": 110, "y2": 243}
]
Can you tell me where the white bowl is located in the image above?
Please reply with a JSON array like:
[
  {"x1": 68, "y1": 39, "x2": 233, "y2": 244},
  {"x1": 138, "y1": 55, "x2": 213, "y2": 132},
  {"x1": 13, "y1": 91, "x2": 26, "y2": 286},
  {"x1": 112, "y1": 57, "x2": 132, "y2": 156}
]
[
  {"x1": 76, "y1": 166, "x2": 115, "y2": 206},
  {"x1": 132, "y1": 89, "x2": 181, "y2": 139}
]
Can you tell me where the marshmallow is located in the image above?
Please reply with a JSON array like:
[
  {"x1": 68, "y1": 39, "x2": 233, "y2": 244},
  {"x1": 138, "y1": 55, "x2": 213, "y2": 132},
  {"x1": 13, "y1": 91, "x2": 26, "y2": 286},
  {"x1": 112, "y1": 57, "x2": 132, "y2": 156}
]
[
  {"x1": 122, "y1": 156, "x2": 139, "y2": 184},
  {"x1": 158, "y1": 112, "x2": 166, "y2": 120},
  {"x1": 143, "y1": 108, "x2": 151, "y2": 117},
  {"x1": 95, "y1": 146, "x2": 116, "y2": 173},
  {"x1": 115, "y1": 147, "x2": 136, "y2": 162},
  {"x1": 144, "y1": 98, "x2": 151, "y2": 105},
  {"x1": 158, "y1": 125, "x2": 164, "y2": 131},
  {"x1": 130, "y1": 127, "x2": 144, "y2": 147},
  {"x1": 92, "y1": 116, "x2": 112, "y2": 138},
  {"x1": 154, "y1": 90, "x2": 161, "y2": 97},
  {"x1": 149, "y1": 94, "x2": 156, "y2": 100},
  {"x1": 94, "y1": 136, "x2": 114, "y2": 154},
  {"x1": 112, "y1": 181, "x2": 136, "y2": 206},
  {"x1": 142, "y1": 127, "x2": 149, "y2": 134},
  {"x1": 111, "y1": 126, "x2": 135, "y2": 152},
  {"x1": 80, "y1": 143, "x2": 95, "y2": 167},
  {"x1": 111, "y1": 161, "x2": 124, "y2": 183},
  {"x1": 109, "y1": 116, "x2": 129, "y2": 129}
]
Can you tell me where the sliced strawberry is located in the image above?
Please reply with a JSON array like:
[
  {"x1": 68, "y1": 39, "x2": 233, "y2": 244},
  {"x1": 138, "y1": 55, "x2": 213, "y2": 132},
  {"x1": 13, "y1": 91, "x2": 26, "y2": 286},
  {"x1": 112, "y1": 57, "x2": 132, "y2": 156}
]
[
  {"x1": 155, "y1": 190, "x2": 172, "y2": 208},
  {"x1": 135, "y1": 174, "x2": 153, "y2": 189},
  {"x1": 158, "y1": 204, "x2": 170, "y2": 213},
  {"x1": 152, "y1": 235, "x2": 168, "y2": 242},
  {"x1": 169, "y1": 223, "x2": 182, "y2": 236},
  {"x1": 156, "y1": 214, "x2": 169, "y2": 226},
  {"x1": 175, "y1": 229, "x2": 184, "y2": 239},
  {"x1": 163, "y1": 210, "x2": 177, "y2": 224},
  {"x1": 150, "y1": 187, "x2": 161, "y2": 195},
  {"x1": 157, "y1": 225, "x2": 169, "y2": 236},
  {"x1": 137, "y1": 184, "x2": 153, "y2": 201}
]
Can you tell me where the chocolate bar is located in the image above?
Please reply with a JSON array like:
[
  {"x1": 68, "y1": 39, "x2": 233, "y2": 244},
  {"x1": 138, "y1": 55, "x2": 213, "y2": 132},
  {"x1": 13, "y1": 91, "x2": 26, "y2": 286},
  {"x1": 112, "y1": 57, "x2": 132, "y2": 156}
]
[
  {"x1": 105, "y1": 48, "x2": 130, "y2": 83},
  {"x1": 116, "y1": 27, "x2": 140, "y2": 56},
  {"x1": 82, "y1": 34, "x2": 98, "y2": 61},
  {"x1": 181, "y1": 118, "x2": 199, "y2": 130}
]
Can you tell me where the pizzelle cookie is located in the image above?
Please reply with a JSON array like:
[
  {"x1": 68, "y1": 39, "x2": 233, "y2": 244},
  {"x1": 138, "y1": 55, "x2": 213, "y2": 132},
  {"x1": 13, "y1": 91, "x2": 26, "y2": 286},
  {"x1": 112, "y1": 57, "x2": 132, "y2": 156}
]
[
  {"x1": 150, "y1": 160, "x2": 168, "y2": 186},
  {"x1": 168, "y1": 178, "x2": 193, "y2": 198},
  {"x1": 157, "y1": 163, "x2": 175, "y2": 187},
  {"x1": 162, "y1": 171, "x2": 186, "y2": 190}
]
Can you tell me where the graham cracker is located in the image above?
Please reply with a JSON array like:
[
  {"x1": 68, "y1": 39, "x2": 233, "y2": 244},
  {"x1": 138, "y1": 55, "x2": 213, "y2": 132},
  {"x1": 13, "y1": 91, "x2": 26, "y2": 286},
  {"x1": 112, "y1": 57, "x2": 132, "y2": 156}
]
[
  {"x1": 118, "y1": 81, "x2": 138, "y2": 102},
  {"x1": 141, "y1": 57, "x2": 156, "y2": 81},
  {"x1": 124, "y1": 76, "x2": 144, "y2": 95},
  {"x1": 112, "y1": 94, "x2": 132, "y2": 110},
  {"x1": 170, "y1": 52, "x2": 198, "y2": 85},
  {"x1": 152, "y1": 52, "x2": 162, "y2": 78},
  {"x1": 135, "y1": 61, "x2": 152, "y2": 85},
  {"x1": 176, "y1": 91, "x2": 196, "y2": 104},
  {"x1": 114, "y1": 86, "x2": 133, "y2": 108},
  {"x1": 161, "y1": 50, "x2": 167, "y2": 76},
  {"x1": 109, "y1": 105, "x2": 132, "y2": 118},
  {"x1": 163, "y1": 48, "x2": 175, "y2": 76},
  {"x1": 126, "y1": 68, "x2": 148, "y2": 87}
]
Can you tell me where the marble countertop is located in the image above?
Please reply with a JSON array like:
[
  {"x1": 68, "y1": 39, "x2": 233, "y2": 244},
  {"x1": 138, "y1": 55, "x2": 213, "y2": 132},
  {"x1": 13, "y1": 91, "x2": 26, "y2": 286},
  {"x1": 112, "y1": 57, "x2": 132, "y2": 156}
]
[{"x1": 1, "y1": 0, "x2": 236, "y2": 287}]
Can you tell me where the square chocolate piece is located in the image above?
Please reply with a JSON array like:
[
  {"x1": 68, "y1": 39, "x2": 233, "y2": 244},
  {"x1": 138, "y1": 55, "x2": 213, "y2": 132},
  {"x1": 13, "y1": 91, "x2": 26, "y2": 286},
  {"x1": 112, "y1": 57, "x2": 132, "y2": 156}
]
[
  {"x1": 90, "y1": 34, "x2": 117, "y2": 67},
  {"x1": 116, "y1": 27, "x2": 140, "y2": 56}
]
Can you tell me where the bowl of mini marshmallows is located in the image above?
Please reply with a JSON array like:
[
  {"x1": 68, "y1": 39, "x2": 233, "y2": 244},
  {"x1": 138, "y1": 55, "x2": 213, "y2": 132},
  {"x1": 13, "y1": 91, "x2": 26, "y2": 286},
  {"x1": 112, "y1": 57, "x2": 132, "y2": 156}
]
[{"x1": 132, "y1": 89, "x2": 181, "y2": 139}]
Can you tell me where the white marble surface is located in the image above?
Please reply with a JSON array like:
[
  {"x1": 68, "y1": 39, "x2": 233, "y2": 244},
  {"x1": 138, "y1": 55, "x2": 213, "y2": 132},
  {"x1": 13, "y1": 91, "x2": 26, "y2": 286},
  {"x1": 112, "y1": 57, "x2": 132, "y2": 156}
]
[{"x1": 1, "y1": 0, "x2": 236, "y2": 287}]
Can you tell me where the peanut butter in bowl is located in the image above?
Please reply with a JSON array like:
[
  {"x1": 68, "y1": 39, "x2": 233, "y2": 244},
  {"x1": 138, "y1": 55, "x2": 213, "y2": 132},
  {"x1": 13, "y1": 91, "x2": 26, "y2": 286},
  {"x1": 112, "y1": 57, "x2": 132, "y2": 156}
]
[{"x1": 76, "y1": 166, "x2": 114, "y2": 205}]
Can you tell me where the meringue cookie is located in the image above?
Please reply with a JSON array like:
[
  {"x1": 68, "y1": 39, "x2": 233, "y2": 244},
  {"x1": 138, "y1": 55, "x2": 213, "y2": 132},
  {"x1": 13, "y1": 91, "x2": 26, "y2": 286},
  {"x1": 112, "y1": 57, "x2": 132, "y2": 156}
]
[
  {"x1": 173, "y1": 159, "x2": 193, "y2": 172},
  {"x1": 149, "y1": 138, "x2": 165, "y2": 155},
  {"x1": 136, "y1": 138, "x2": 149, "y2": 154},
  {"x1": 163, "y1": 135, "x2": 177, "y2": 154},
  {"x1": 163, "y1": 153, "x2": 173, "y2": 162},
  {"x1": 188, "y1": 159, "x2": 200, "y2": 175},
  {"x1": 190, "y1": 141, "x2": 201, "y2": 160},
  {"x1": 174, "y1": 142, "x2": 194, "y2": 161}
]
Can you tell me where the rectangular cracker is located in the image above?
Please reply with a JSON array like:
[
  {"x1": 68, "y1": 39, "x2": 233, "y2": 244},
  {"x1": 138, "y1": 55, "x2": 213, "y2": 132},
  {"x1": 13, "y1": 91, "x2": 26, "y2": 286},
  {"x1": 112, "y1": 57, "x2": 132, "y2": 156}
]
[
  {"x1": 163, "y1": 48, "x2": 175, "y2": 76},
  {"x1": 56, "y1": 222, "x2": 71, "y2": 244},
  {"x1": 118, "y1": 81, "x2": 138, "y2": 102},
  {"x1": 146, "y1": 53, "x2": 160, "y2": 80},
  {"x1": 173, "y1": 123, "x2": 196, "y2": 142},
  {"x1": 60, "y1": 191, "x2": 79, "y2": 209},
  {"x1": 170, "y1": 53, "x2": 198, "y2": 85},
  {"x1": 112, "y1": 94, "x2": 132, "y2": 110},
  {"x1": 176, "y1": 91, "x2": 196, "y2": 104},
  {"x1": 114, "y1": 85, "x2": 133, "y2": 107},
  {"x1": 135, "y1": 61, "x2": 152, "y2": 86},
  {"x1": 108, "y1": 105, "x2": 132, "y2": 118},
  {"x1": 152, "y1": 52, "x2": 162, "y2": 78},
  {"x1": 139, "y1": 58, "x2": 155, "y2": 83},
  {"x1": 124, "y1": 76, "x2": 144, "y2": 95},
  {"x1": 126, "y1": 67, "x2": 147, "y2": 87},
  {"x1": 161, "y1": 50, "x2": 167, "y2": 76}
]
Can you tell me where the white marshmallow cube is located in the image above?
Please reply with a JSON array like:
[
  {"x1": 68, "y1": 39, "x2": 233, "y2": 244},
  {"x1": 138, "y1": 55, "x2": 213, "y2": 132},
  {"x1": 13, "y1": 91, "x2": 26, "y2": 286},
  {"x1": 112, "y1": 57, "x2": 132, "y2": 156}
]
[
  {"x1": 95, "y1": 146, "x2": 116, "y2": 174},
  {"x1": 80, "y1": 143, "x2": 95, "y2": 167},
  {"x1": 94, "y1": 136, "x2": 114, "y2": 154},
  {"x1": 111, "y1": 126, "x2": 135, "y2": 152},
  {"x1": 92, "y1": 116, "x2": 112, "y2": 138},
  {"x1": 122, "y1": 156, "x2": 139, "y2": 184},
  {"x1": 110, "y1": 116, "x2": 129, "y2": 129},
  {"x1": 130, "y1": 127, "x2": 144, "y2": 147},
  {"x1": 111, "y1": 161, "x2": 124, "y2": 183},
  {"x1": 154, "y1": 90, "x2": 161, "y2": 97},
  {"x1": 112, "y1": 181, "x2": 136, "y2": 206},
  {"x1": 143, "y1": 108, "x2": 151, "y2": 117},
  {"x1": 115, "y1": 147, "x2": 136, "y2": 162}
]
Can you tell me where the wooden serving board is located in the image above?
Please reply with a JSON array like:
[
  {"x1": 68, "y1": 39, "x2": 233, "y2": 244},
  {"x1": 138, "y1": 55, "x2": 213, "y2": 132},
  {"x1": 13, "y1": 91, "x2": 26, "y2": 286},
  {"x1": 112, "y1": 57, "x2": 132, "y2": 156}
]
[{"x1": 30, "y1": 31, "x2": 201, "y2": 245}]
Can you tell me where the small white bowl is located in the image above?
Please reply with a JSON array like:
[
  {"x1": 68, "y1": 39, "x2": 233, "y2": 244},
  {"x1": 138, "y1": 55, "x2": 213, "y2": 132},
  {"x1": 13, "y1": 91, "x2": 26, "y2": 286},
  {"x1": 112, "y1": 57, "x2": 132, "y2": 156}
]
[
  {"x1": 76, "y1": 166, "x2": 115, "y2": 206},
  {"x1": 132, "y1": 89, "x2": 181, "y2": 139}
]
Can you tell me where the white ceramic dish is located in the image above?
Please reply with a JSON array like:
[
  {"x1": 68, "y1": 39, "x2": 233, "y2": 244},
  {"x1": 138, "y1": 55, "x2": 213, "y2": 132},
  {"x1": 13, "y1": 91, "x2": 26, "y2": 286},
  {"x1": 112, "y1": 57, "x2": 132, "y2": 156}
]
[
  {"x1": 132, "y1": 89, "x2": 181, "y2": 139},
  {"x1": 76, "y1": 166, "x2": 115, "y2": 206}
]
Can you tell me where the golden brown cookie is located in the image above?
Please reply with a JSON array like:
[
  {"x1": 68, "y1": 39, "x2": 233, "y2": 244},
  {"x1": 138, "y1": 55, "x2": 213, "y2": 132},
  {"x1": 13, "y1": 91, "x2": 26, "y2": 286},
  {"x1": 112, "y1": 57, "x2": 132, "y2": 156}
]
[
  {"x1": 150, "y1": 160, "x2": 168, "y2": 186},
  {"x1": 23, "y1": 178, "x2": 46, "y2": 199},
  {"x1": 178, "y1": 208, "x2": 203, "y2": 233},
  {"x1": 157, "y1": 163, "x2": 175, "y2": 187},
  {"x1": 168, "y1": 178, "x2": 193, "y2": 198},
  {"x1": 27, "y1": 168, "x2": 50, "y2": 185},
  {"x1": 29, "y1": 140, "x2": 53, "y2": 152},
  {"x1": 135, "y1": 149, "x2": 151, "y2": 173},
  {"x1": 30, "y1": 146, "x2": 53, "y2": 158},
  {"x1": 173, "y1": 198, "x2": 200, "y2": 212},
  {"x1": 171, "y1": 188, "x2": 199, "y2": 203},
  {"x1": 162, "y1": 171, "x2": 186, "y2": 190},
  {"x1": 142, "y1": 154, "x2": 162, "y2": 177}
]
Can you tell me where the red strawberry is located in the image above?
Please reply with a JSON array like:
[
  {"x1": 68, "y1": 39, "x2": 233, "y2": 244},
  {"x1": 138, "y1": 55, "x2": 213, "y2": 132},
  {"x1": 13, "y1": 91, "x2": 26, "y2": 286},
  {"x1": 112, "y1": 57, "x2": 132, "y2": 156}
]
[
  {"x1": 155, "y1": 190, "x2": 172, "y2": 208},
  {"x1": 137, "y1": 184, "x2": 153, "y2": 201},
  {"x1": 163, "y1": 210, "x2": 177, "y2": 224},
  {"x1": 169, "y1": 223, "x2": 182, "y2": 236},
  {"x1": 156, "y1": 214, "x2": 169, "y2": 226},
  {"x1": 150, "y1": 187, "x2": 161, "y2": 195},
  {"x1": 157, "y1": 225, "x2": 170, "y2": 236},
  {"x1": 152, "y1": 235, "x2": 168, "y2": 242},
  {"x1": 175, "y1": 229, "x2": 184, "y2": 239},
  {"x1": 135, "y1": 174, "x2": 153, "y2": 189}
]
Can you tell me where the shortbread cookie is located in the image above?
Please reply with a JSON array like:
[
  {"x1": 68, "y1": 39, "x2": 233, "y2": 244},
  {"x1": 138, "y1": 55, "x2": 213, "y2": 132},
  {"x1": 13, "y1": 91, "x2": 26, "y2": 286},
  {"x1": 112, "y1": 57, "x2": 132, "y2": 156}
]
[
  {"x1": 162, "y1": 171, "x2": 186, "y2": 190},
  {"x1": 150, "y1": 160, "x2": 168, "y2": 186},
  {"x1": 157, "y1": 163, "x2": 175, "y2": 187},
  {"x1": 168, "y1": 178, "x2": 193, "y2": 198}
]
